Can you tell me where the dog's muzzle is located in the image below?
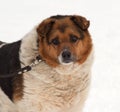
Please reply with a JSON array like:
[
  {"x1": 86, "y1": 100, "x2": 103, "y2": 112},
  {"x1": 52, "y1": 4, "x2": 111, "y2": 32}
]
[{"x1": 59, "y1": 49, "x2": 75, "y2": 64}]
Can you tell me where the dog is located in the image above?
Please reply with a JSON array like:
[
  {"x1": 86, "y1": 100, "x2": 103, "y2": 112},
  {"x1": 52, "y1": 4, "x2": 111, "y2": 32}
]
[{"x1": 0, "y1": 15, "x2": 93, "y2": 112}]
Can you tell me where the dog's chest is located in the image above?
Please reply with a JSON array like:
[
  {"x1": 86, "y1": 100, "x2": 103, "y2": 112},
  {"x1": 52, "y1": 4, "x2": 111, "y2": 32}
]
[{"x1": 16, "y1": 66, "x2": 89, "y2": 112}]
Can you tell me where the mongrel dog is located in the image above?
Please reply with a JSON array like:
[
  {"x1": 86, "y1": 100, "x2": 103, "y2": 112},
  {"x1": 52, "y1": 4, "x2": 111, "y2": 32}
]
[{"x1": 0, "y1": 15, "x2": 93, "y2": 112}]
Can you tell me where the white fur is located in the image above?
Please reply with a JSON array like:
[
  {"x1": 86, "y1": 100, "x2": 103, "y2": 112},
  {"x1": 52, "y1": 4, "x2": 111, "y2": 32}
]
[
  {"x1": 0, "y1": 88, "x2": 20, "y2": 112},
  {"x1": 15, "y1": 27, "x2": 94, "y2": 112}
]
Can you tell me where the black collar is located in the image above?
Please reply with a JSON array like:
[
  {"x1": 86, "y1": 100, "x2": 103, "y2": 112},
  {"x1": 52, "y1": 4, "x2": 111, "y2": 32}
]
[{"x1": 0, "y1": 55, "x2": 42, "y2": 78}]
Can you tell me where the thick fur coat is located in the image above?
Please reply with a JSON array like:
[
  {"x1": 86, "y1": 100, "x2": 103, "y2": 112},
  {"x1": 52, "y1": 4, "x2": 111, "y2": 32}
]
[{"x1": 0, "y1": 15, "x2": 93, "y2": 112}]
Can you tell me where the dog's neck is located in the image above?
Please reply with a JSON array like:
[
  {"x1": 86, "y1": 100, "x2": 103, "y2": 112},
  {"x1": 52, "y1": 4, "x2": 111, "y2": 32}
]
[{"x1": 20, "y1": 27, "x2": 39, "y2": 67}]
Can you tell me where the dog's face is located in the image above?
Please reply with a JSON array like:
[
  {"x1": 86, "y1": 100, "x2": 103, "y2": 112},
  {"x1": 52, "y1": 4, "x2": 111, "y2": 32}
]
[{"x1": 37, "y1": 15, "x2": 92, "y2": 67}]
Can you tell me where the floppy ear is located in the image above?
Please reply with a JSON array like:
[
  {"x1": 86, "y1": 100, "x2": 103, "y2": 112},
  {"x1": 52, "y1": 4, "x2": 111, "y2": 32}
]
[
  {"x1": 37, "y1": 19, "x2": 55, "y2": 38},
  {"x1": 70, "y1": 15, "x2": 90, "y2": 30}
]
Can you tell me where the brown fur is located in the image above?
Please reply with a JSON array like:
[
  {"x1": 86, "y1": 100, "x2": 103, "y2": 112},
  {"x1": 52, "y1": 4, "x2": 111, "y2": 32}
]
[
  {"x1": 37, "y1": 15, "x2": 92, "y2": 67},
  {"x1": 13, "y1": 75, "x2": 24, "y2": 102}
]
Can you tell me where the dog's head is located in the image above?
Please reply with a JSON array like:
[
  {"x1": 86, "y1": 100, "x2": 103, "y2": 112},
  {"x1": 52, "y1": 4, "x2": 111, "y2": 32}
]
[{"x1": 37, "y1": 15, "x2": 92, "y2": 67}]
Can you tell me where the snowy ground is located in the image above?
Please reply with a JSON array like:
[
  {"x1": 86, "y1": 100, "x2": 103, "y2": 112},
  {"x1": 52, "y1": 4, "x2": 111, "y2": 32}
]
[{"x1": 0, "y1": 0, "x2": 120, "y2": 112}]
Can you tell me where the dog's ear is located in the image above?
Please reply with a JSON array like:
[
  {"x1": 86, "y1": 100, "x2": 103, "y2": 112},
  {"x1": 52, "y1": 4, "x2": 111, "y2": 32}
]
[
  {"x1": 70, "y1": 15, "x2": 90, "y2": 30},
  {"x1": 37, "y1": 19, "x2": 55, "y2": 38}
]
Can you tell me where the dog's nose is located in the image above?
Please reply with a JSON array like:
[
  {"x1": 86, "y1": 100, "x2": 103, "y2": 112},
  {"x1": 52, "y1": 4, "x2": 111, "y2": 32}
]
[
  {"x1": 62, "y1": 51, "x2": 71, "y2": 59},
  {"x1": 62, "y1": 50, "x2": 72, "y2": 63}
]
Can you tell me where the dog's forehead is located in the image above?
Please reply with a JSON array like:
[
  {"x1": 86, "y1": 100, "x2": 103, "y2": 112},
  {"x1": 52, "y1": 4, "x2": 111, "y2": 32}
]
[
  {"x1": 51, "y1": 18, "x2": 75, "y2": 33},
  {"x1": 56, "y1": 23, "x2": 68, "y2": 33}
]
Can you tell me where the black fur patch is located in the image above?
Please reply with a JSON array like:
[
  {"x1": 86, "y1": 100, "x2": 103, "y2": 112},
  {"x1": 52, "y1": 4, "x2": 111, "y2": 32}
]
[
  {"x1": 50, "y1": 15, "x2": 69, "y2": 20},
  {"x1": 0, "y1": 41, "x2": 4, "y2": 45},
  {"x1": 0, "y1": 41, "x2": 22, "y2": 100}
]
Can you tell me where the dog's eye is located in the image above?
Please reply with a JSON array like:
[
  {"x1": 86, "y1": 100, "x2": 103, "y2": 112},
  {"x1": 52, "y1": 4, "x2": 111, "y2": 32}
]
[
  {"x1": 51, "y1": 38, "x2": 60, "y2": 45},
  {"x1": 70, "y1": 35, "x2": 79, "y2": 43}
]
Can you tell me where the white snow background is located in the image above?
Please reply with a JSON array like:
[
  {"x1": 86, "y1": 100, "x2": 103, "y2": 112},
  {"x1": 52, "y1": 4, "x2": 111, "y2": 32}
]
[{"x1": 0, "y1": 0, "x2": 120, "y2": 112}]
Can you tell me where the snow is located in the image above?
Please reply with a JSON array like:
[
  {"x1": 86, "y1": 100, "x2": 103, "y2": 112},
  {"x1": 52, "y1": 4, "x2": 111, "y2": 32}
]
[{"x1": 0, "y1": 0, "x2": 120, "y2": 111}]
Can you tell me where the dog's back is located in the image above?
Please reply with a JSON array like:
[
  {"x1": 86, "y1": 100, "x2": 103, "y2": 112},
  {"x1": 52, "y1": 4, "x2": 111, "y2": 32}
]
[
  {"x1": 0, "y1": 41, "x2": 21, "y2": 100},
  {"x1": 0, "y1": 41, "x2": 18, "y2": 112}
]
